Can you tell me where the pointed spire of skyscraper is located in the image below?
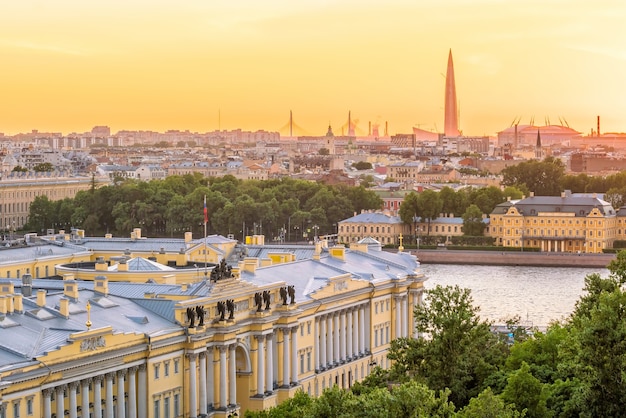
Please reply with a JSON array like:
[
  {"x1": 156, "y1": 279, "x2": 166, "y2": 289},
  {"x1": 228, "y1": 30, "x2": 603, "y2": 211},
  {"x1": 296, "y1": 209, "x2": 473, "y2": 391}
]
[{"x1": 444, "y1": 49, "x2": 461, "y2": 137}]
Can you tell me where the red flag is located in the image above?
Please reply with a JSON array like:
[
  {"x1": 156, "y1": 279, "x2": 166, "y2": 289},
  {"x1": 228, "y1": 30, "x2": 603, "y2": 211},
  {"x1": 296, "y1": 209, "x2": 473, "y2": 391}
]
[{"x1": 203, "y1": 196, "x2": 208, "y2": 224}]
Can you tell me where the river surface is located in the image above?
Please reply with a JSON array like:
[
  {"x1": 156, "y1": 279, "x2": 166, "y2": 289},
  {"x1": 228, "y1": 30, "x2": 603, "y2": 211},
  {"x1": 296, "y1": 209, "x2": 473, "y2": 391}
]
[{"x1": 420, "y1": 264, "x2": 610, "y2": 328}]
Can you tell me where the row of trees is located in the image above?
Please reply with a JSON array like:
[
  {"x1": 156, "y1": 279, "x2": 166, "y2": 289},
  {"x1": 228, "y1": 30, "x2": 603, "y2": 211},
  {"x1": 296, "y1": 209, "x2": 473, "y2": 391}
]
[
  {"x1": 501, "y1": 157, "x2": 626, "y2": 207},
  {"x1": 397, "y1": 186, "x2": 524, "y2": 237},
  {"x1": 247, "y1": 253, "x2": 626, "y2": 417},
  {"x1": 26, "y1": 174, "x2": 383, "y2": 240}
]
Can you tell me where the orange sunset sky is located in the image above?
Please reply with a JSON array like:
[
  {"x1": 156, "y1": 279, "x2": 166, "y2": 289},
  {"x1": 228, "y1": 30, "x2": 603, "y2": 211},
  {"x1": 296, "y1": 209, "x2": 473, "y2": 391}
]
[{"x1": 1, "y1": 1, "x2": 625, "y2": 137}]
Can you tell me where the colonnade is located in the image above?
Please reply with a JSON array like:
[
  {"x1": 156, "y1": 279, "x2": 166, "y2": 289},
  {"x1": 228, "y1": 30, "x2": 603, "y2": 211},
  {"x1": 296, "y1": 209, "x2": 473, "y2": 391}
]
[
  {"x1": 42, "y1": 364, "x2": 147, "y2": 418},
  {"x1": 541, "y1": 240, "x2": 567, "y2": 252},
  {"x1": 315, "y1": 304, "x2": 369, "y2": 371},
  {"x1": 394, "y1": 295, "x2": 410, "y2": 339},
  {"x1": 188, "y1": 344, "x2": 238, "y2": 418}
]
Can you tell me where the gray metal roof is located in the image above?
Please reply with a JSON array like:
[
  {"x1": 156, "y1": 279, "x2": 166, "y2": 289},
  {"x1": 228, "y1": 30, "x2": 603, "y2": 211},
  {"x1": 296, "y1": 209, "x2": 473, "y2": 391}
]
[
  {"x1": 340, "y1": 212, "x2": 402, "y2": 224},
  {"x1": 494, "y1": 195, "x2": 616, "y2": 217},
  {"x1": 240, "y1": 247, "x2": 421, "y2": 303},
  {"x1": 245, "y1": 244, "x2": 317, "y2": 261}
]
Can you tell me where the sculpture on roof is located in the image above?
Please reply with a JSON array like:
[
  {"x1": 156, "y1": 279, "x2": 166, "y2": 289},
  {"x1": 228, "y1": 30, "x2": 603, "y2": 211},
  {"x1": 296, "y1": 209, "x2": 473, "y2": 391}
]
[
  {"x1": 226, "y1": 299, "x2": 235, "y2": 320},
  {"x1": 210, "y1": 259, "x2": 234, "y2": 282},
  {"x1": 217, "y1": 301, "x2": 226, "y2": 321},
  {"x1": 195, "y1": 305, "x2": 205, "y2": 327},
  {"x1": 262, "y1": 290, "x2": 271, "y2": 311},
  {"x1": 288, "y1": 285, "x2": 296, "y2": 305},
  {"x1": 279, "y1": 286, "x2": 288, "y2": 305},
  {"x1": 186, "y1": 307, "x2": 196, "y2": 328},
  {"x1": 254, "y1": 292, "x2": 263, "y2": 312}
]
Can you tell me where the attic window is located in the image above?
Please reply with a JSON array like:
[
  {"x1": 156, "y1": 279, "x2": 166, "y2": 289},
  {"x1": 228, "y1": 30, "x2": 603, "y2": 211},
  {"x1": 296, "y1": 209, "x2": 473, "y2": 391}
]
[
  {"x1": 530, "y1": 209, "x2": 536, "y2": 215},
  {"x1": 579, "y1": 210, "x2": 585, "y2": 215}
]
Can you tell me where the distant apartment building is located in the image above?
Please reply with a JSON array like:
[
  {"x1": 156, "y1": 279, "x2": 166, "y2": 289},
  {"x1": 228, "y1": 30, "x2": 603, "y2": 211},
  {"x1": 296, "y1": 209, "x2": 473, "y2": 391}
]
[
  {"x1": 167, "y1": 160, "x2": 269, "y2": 181},
  {"x1": 569, "y1": 152, "x2": 626, "y2": 174},
  {"x1": 0, "y1": 172, "x2": 108, "y2": 229},
  {"x1": 441, "y1": 136, "x2": 490, "y2": 154}
]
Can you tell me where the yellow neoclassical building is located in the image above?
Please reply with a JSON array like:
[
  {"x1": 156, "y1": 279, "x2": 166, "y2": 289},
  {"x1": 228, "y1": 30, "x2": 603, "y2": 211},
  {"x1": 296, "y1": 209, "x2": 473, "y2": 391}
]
[
  {"x1": 0, "y1": 230, "x2": 425, "y2": 418},
  {"x1": 488, "y1": 192, "x2": 619, "y2": 253}
]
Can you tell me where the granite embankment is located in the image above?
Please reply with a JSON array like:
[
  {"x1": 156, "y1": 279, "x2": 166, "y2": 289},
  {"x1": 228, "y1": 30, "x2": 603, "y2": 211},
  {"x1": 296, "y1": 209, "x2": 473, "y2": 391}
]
[{"x1": 411, "y1": 249, "x2": 615, "y2": 269}]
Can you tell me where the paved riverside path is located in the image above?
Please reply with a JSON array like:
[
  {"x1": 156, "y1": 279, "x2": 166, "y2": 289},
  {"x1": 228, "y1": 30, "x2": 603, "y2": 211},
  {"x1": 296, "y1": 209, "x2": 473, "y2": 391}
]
[{"x1": 409, "y1": 249, "x2": 616, "y2": 269}]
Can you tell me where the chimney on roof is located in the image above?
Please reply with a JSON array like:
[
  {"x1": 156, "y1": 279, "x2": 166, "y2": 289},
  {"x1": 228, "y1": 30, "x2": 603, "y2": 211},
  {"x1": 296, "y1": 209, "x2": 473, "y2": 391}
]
[
  {"x1": 530, "y1": 191, "x2": 535, "y2": 197},
  {"x1": 561, "y1": 191, "x2": 566, "y2": 198},
  {"x1": 94, "y1": 276, "x2": 109, "y2": 297},
  {"x1": 13, "y1": 294, "x2": 23, "y2": 313},
  {"x1": 64, "y1": 280, "x2": 79, "y2": 302},
  {"x1": 95, "y1": 256, "x2": 108, "y2": 271},
  {"x1": 59, "y1": 297, "x2": 70, "y2": 319},
  {"x1": 37, "y1": 290, "x2": 46, "y2": 307},
  {"x1": 21, "y1": 274, "x2": 32, "y2": 297}
]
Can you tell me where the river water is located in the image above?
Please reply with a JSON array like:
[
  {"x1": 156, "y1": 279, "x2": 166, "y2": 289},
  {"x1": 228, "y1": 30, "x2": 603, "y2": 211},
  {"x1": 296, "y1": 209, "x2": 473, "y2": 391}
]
[{"x1": 420, "y1": 264, "x2": 610, "y2": 328}]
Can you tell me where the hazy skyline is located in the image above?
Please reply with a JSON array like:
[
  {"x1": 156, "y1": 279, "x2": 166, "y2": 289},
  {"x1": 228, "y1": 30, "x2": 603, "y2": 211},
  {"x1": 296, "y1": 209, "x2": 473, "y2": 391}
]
[{"x1": 1, "y1": 1, "x2": 626, "y2": 136}]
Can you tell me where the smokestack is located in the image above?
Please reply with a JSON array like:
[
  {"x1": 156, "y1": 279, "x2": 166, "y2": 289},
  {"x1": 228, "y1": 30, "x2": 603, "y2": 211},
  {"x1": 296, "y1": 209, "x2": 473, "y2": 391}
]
[
  {"x1": 385, "y1": 121, "x2": 388, "y2": 137},
  {"x1": 514, "y1": 124, "x2": 518, "y2": 149},
  {"x1": 597, "y1": 115, "x2": 601, "y2": 137},
  {"x1": 368, "y1": 121, "x2": 371, "y2": 136}
]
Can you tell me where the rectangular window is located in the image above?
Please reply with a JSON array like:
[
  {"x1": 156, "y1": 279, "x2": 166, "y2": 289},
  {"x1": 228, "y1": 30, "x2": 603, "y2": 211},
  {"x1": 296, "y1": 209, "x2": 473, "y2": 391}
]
[
  {"x1": 12, "y1": 402, "x2": 19, "y2": 418},
  {"x1": 154, "y1": 399, "x2": 160, "y2": 418},
  {"x1": 307, "y1": 352, "x2": 311, "y2": 371},
  {"x1": 27, "y1": 399, "x2": 33, "y2": 415},
  {"x1": 154, "y1": 364, "x2": 160, "y2": 379},
  {"x1": 307, "y1": 322, "x2": 311, "y2": 334},
  {"x1": 164, "y1": 397, "x2": 170, "y2": 418},
  {"x1": 174, "y1": 359, "x2": 180, "y2": 374},
  {"x1": 164, "y1": 362, "x2": 170, "y2": 377},
  {"x1": 374, "y1": 329, "x2": 378, "y2": 347},
  {"x1": 174, "y1": 394, "x2": 180, "y2": 416},
  {"x1": 300, "y1": 354, "x2": 305, "y2": 374}
]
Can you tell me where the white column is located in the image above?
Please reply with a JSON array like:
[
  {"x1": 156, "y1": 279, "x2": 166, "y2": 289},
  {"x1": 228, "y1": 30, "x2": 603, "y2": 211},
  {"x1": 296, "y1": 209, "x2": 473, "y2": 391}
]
[
  {"x1": 347, "y1": 309, "x2": 353, "y2": 360},
  {"x1": 272, "y1": 336, "x2": 278, "y2": 389},
  {"x1": 105, "y1": 373, "x2": 114, "y2": 418},
  {"x1": 199, "y1": 353, "x2": 207, "y2": 416},
  {"x1": 352, "y1": 308, "x2": 359, "y2": 357},
  {"x1": 266, "y1": 333, "x2": 274, "y2": 393},
  {"x1": 320, "y1": 316, "x2": 327, "y2": 369},
  {"x1": 188, "y1": 353, "x2": 198, "y2": 418},
  {"x1": 402, "y1": 296, "x2": 409, "y2": 338},
  {"x1": 315, "y1": 319, "x2": 321, "y2": 371},
  {"x1": 395, "y1": 297, "x2": 402, "y2": 339},
  {"x1": 340, "y1": 310, "x2": 347, "y2": 362},
  {"x1": 137, "y1": 365, "x2": 147, "y2": 418},
  {"x1": 228, "y1": 344, "x2": 237, "y2": 406},
  {"x1": 364, "y1": 305, "x2": 370, "y2": 352},
  {"x1": 206, "y1": 347, "x2": 215, "y2": 409},
  {"x1": 117, "y1": 370, "x2": 126, "y2": 418},
  {"x1": 290, "y1": 326, "x2": 299, "y2": 384},
  {"x1": 56, "y1": 385, "x2": 66, "y2": 418},
  {"x1": 333, "y1": 313, "x2": 340, "y2": 364},
  {"x1": 256, "y1": 335, "x2": 265, "y2": 396},
  {"x1": 359, "y1": 306, "x2": 366, "y2": 354},
  {"x1": 282, "y1": 328, "x2": 290, "y2": 386},
  {"x1": 219, "y1": 346, "x2": 228, "y2": 408},
  {"x1": 326, "y1": 315, "x2": 334, "y2": 366},
  {"x1": 127, "y1": 367, "x2": 137, "y2": 418},
  {"x1": 412, "y1": 293, "x2": 419, "y2": 339},
  {"x1": 43, "y1": 389, "x2": 52, "y2": 418},
  {"x1": 69, "y1": 382, "x2": 78, "y2": 418},
  {"x1": 81, "y1": 379, "x2": 90, "y2": 418},
  {"x1": 94, "y1": 376, "x2": 103, "y2": 418}
]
